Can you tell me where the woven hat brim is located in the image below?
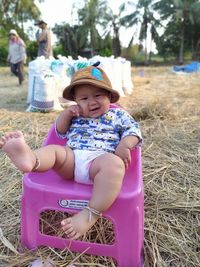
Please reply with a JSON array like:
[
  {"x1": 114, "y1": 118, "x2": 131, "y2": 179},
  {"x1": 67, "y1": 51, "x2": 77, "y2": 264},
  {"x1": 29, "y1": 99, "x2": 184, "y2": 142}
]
[
  {"x1": 34, "y1": 20, "x2": 47, "y2": 25},
  {"x1": 63, "y1": 79, "x2": 120, "y2": 103}
]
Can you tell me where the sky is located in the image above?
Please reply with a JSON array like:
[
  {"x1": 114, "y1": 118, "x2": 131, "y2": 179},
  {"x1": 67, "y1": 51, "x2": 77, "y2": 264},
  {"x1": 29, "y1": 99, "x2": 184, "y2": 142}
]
[{"x1": 34, "y1": 0, "x2": 136, "y2": 47}]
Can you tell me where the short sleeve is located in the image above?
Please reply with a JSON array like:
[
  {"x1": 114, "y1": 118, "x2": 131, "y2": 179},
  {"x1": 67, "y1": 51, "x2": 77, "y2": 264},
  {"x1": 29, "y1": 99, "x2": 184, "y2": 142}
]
[{"x1": 115, "y1": 109, "x2": 143, "y2": 145}]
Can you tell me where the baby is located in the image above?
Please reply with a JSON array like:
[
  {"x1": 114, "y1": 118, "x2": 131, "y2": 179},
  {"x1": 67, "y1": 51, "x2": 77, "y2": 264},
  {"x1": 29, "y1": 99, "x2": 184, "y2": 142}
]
[{"x1": 0, "y1": 65, "x2": 142, "y2": 240}]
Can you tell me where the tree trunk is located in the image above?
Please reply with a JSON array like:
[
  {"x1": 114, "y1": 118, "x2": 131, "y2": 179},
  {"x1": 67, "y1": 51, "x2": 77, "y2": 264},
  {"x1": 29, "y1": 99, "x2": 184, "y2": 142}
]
[
  {"x1": 178, "y1": 25, "x2": 184, "y2": 64},
  {"x1": 112, "y1": 21, "x2": 121, "y2": 57},
  {"x1": 148, "y1": 34, "x2": 152, "y2": 62},
  {"x1": 144, "y1": 37, "x2": 148, "y2": 64},
  {"x1": 192, "y1": 39, "x2": 200, "y2": 60}
]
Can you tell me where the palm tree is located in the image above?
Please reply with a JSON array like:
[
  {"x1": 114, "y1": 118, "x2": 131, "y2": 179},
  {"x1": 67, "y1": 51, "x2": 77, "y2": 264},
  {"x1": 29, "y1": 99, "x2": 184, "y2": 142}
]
[
  {"x1": 154, "y1": 0, "x2": 200, "y2": 63},
  {"x1": 120, "y1": 0, "x2": 162, "y2": 63},
  {"x1": 101, "y1": 6, "x2": 125, "y2": 57},
  {"x1": 53, "y1": 23, "x2": 88, "y2": 58},
  {"x1": 78, "y1": 0, "x2": 109, "y2": 56},
  {"x1": 112, "y1": 16, "x2": 121, "y2": 57},
  {"x1": 120, "y1": 1, "x2": 140, "y2": 46},
  {"x1": 0, "y1": 0, "x2": 41, "y2": 34},
  {"x1": 138, "y1": 0, "x2": 162, "y2": 62}
]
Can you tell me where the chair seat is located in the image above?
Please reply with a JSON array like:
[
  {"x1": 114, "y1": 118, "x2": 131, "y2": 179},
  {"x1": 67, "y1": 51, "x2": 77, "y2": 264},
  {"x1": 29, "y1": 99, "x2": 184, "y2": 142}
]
[{"x1": 25, "y1": 156, "x2": 140, "y2": 198}]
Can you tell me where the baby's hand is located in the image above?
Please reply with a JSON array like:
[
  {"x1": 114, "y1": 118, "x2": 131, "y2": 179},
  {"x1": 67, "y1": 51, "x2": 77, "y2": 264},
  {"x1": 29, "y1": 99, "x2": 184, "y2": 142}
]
[
  {"x1": 64, "y1": 105, "x2": 82, "y2": 118},
  {"x1": 115, "y1": 145, "x2": 131, "y2": 169}
]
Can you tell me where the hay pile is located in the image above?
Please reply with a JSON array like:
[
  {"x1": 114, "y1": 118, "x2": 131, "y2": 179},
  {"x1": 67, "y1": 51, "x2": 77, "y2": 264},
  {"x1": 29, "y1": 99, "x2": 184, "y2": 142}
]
[{"x1": 0, "y1": 66, "x2": 199, "y2": 266}]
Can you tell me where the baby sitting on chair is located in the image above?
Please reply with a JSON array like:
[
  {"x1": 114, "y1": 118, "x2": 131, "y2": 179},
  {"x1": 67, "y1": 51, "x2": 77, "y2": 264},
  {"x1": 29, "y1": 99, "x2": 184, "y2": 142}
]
[{"x1": 0, "y1": 65, "x2": 142, "y2": 240}]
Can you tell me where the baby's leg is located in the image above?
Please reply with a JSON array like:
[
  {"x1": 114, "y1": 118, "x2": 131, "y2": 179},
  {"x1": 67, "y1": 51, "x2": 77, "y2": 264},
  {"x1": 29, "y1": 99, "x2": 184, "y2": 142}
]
[
  {"x1": 0, "y1": 131, "x2": 74, "y2": 178},
  {"x1": 61, "y1": 153, "x2": 125, "y2": 239}
]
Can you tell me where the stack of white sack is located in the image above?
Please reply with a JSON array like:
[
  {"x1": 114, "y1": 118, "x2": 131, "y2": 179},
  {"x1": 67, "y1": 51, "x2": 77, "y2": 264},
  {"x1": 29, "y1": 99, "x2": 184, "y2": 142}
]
[
  {"x1": 27, "y1": 56, "x2": 72, "y2": 112},
  {"x1": 27, "y1": 55, "x2": 133, "y2": 112}
]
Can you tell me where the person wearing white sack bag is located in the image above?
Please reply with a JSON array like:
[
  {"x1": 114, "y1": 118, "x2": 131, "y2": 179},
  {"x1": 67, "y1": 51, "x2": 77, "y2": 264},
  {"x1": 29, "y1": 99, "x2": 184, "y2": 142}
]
[{"x1": 7, "y1": 29, "x2": 27, "y2": 85}]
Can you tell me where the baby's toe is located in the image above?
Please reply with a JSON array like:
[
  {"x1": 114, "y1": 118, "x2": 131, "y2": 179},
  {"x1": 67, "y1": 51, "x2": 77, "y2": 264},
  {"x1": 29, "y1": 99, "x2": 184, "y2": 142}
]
[
  {"x1": 61, "y1": 218, "x2": 71, "y2": 227},
  {"x1": 0, "y1": 140, "x2": 5, "y2": 148},
  {"x1": 4, "y1": 132, "x2": 14, "y2": 140},
  {"x1": 61, "y1": 217, "x2": 69, "y2": 225},
  {"x1": 63, "y1": 226, "x2": 74, "y2": 235},
  {"x1": 15, "y1": 131, "x2": 23, "y2": 138},
  {"x1": 66, "y1": 229, "x2": 77, "y2": 239},
  {"x1": 70, "y1": 232, "x2": 81, "y2": 240}
]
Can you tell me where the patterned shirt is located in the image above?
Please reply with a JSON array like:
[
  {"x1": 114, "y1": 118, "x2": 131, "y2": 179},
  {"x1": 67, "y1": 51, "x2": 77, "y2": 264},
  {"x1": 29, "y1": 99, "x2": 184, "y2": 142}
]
[{"x1": 57, "y1": 108, "x2": 142, "y2": 153}]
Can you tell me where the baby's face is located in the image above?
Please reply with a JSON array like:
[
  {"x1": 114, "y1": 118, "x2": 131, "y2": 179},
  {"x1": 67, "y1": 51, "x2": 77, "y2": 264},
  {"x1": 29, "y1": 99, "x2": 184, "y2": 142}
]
[{"x1": 74, "y1": 84, "x2": 111, "y2": 118}]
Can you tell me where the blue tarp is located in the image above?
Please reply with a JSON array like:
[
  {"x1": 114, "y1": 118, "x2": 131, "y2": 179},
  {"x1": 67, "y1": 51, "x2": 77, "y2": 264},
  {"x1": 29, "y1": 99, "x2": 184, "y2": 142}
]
[{"x1": 173, "y1": 61, "x2": 200, "y2": 73}]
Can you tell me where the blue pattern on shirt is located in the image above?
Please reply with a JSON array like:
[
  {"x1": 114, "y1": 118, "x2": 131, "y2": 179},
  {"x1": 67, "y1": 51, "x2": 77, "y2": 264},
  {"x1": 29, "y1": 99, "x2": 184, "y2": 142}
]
[{"x1": 63, "y1": 108, "x2": 142, "y2": 153}]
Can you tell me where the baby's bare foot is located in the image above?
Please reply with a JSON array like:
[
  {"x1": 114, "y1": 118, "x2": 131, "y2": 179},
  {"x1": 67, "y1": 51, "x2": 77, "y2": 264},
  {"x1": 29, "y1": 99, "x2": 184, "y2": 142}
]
[
  {"x1": 0, "y1": 131, "x2": 36, "y2": 172},
  {"x1": 61, "y1": 207, "x2": 101, "y2": 240}
]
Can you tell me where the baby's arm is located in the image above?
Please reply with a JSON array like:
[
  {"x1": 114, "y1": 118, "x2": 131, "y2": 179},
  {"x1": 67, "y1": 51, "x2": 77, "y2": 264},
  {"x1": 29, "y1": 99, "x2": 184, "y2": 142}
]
[
  {"x1": 56, "y1": 105, "x2": 81, "y2": 134},
  {"x1": 115, "y1": 136, "x2": 139, "y2": 169}
]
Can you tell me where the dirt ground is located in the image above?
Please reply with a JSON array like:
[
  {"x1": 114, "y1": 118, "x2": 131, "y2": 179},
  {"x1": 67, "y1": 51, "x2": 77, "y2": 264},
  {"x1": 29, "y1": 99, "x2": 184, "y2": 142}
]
[{"x1": 0, "y1": 66, "x2": 200, "y2": 267}]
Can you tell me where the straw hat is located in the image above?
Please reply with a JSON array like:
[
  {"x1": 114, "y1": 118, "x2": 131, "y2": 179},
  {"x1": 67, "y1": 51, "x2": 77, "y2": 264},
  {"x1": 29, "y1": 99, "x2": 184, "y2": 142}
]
[
  {"x1": 34, "y1": 20, "x2": 47, "y2": 25},
  {"x1": 63, "y1": 66, "x2": 120, "y2": 103},
  {"x1": 9, "y1": 29, "x2": 18, "y2": 36}
]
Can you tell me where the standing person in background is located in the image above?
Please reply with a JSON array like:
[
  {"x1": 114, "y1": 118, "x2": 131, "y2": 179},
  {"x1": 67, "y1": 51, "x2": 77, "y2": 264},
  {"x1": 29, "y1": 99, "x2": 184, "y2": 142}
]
[
  {"x1": 35, "y1": 20, "x2": 53, "y2": 59},
  {"x1": 7, "y1": 29, "x2": 27, "y2": 85}
]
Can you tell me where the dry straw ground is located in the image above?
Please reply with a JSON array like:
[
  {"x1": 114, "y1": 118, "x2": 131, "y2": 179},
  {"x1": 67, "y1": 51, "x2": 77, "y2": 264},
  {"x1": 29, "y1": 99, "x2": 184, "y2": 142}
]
[{"x1": 0, "y1": 66, "x2": 199, "y2": 267}]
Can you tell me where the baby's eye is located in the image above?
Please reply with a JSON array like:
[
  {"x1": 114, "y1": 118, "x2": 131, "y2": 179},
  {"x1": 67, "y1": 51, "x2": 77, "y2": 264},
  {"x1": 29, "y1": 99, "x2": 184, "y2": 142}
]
[
  {"x1": 80, "y1": 97, "x2": 88, "y2": 100},
  {"x1": 96, "y1": 94, "x2": 101, "y2": 97}
]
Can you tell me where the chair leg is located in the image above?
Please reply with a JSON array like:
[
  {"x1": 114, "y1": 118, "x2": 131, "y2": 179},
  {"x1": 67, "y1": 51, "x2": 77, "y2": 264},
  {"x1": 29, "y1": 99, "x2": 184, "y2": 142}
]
[
  {"x1": 21, "y1": 196, "x2": 40, "y2": 249},
  {"x1": 113, "y1": 208, "x2": 144, "y2": 267}
]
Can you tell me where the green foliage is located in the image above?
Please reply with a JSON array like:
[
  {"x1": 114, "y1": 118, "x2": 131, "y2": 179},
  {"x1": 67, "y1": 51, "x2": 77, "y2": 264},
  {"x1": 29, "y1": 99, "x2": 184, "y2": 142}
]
[
  {"x1": 53, "y1": 23, "x2": 88, "y2": 58},
  {"x1": 121, "y1": 45, "x2": 139, "y2": 61},
  {"x1": 154, "y1": 0, "x2": 200, "y2": 63},
  {"x1": 98, "y1": 34, "x2": 112, "y2": 57},
  {"x1": 52, "y1": 1, "x2": 114, "y2": 59},
  {"x1": 99, "y1": 47, "x2": 112, "y2": 57},
  {"x1": 26, "y1": 41, "x2": 38, "y2": 61},
  {"x1": 53, "y1": 45, "x2": 65, "y2": 58},
  {"x1": 0, "y1": 0, "x2": 41, "y2": 33},
  {"x1": 78, "y1": 0, "x2": 110, "y2": 52},
  {"x1": 120, "y1": 0, "x2": 162, "y2": 63},
  {"x1": 156, "y1": 20, "x2": 180, "y2": 59},
  {"x1": 0, "y1": 29, "x2": 8, "y2": 65},
  {"x1": 0, "y1": 0, "x2": 41, "y2": 64},
  {"x1": 0, "y1": 46, "x2": 8, "y2": 65}
]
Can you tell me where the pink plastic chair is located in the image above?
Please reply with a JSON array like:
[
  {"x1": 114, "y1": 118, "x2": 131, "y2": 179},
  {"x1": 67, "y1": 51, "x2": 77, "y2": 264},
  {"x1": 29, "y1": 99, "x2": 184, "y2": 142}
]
[{"x1": 21, "y1": 122, "x2": 144, "y2": 267}]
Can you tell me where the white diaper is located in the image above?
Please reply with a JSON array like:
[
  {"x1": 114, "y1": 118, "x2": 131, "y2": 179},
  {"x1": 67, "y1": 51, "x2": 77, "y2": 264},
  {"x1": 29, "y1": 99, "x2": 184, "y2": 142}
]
[{"x1": 74, "y1": 149, "x2": 107, "y2": 184}]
